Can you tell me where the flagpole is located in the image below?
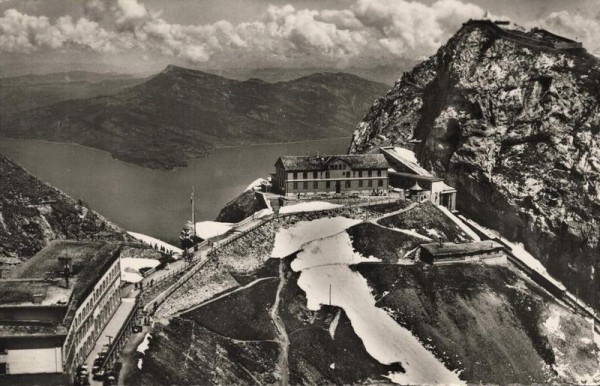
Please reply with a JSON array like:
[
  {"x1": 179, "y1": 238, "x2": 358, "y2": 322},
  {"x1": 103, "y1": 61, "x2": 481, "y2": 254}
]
[{"x1": 191, "y1": 186, "x2": 196, "y2": 240}]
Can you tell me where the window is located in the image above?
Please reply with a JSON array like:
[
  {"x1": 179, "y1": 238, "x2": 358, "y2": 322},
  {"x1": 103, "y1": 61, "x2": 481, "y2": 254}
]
[
  {"x1": 325, "y1": 172, "x2": 330, "y2": 178},
  {"x1": 368, "y1": 180, "x2": 373, "y2": 187},
  {"x1": 345, "y1": 180, "x2": 351, "y2": 188},
  {"x1": 368, "y1": 170, "x2": 372, "y2": 177},
  {"x1": 293, "y1": 172, "x2": 298, "y2": 179},
  {"x1": 377, "y1": 170, "x2": 382, "y2": 177},
  {"x1": 303, "y1": 182, "x2": 308, "y2": 189},
  {"x1": 359, "y1": 180, "x2": 363, "y2": 187},
  {"x1": 326, "y1": 181, "x2": 331, "y2": 188},
  {"x1": 293, "y1": 182, "x2": 298, "y2": 189},
  {"x1": 313, "y1": 181, "x2": 318, "y2": 189},
  {"x1": 303, "y1": 172, "x2": 307, "y2": 179},
  {"x1": 378, "y1": 179, "x2": 383, "y2": 187},
  {"x1": 313, "y1": 171, "x2": 318, "y2": 178},
  {"x1": 359, "y1": 171, "x2": 363, "y2": 177}
]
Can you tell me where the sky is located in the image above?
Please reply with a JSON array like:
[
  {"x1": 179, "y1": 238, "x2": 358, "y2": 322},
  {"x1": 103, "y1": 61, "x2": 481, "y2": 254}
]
[{"x1": 0, "y1": 0, "x2": 599, "y2": 76}]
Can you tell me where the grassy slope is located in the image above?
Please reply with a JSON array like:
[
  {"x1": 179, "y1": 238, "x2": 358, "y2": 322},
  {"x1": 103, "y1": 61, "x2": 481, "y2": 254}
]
[
  {"x1": 358, "y1": 263, "x2": 558, "y2": 384},
  {"x1": 180, "y1": 278, "x2": 279, "y2": 341},
  {"x1": 142, "y1": 319, "x2": 278, "y2": 386},
  {"x1": 348, "y1": 222, "x2": 423, "y2": 263},
  {"x1": 377, "y1": 201, "x2": 468, "y2": 241}
]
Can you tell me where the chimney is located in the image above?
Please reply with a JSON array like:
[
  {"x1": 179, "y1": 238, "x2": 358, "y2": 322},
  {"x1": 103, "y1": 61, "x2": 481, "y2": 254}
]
[
  {"x1": 33, "y1": 293, "x2": 44, "y2": 304},
  {"x1": 58, "y1": 257, "x2": 73, "y2": 289}
]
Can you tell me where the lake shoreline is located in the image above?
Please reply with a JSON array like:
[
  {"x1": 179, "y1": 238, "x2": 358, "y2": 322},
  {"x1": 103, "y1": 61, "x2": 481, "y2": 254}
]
[
  {"x1": 0, "y1": 135, "x2": 353, "y2": 171},
  {"x1": 0, "y1": 137, "x2": 350, "y2": 243}
]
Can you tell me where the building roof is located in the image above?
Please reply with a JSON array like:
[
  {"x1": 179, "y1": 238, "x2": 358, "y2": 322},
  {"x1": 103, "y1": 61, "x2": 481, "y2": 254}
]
[
  {"x1": 409, "y1": 182, "x2": 425, "y2": 191},
  {"x1": 0, "y1": 241, "x2": 121, "y2": 338},
  {"x1": 381, "y1": 148, "x2": 432, "y2": 177},
  {"x1": 421, "y1": 240, "x2": 506, "y2": 259},
  {"x1": 276, "y1": 154, "x2": 389, "y2": 171}
]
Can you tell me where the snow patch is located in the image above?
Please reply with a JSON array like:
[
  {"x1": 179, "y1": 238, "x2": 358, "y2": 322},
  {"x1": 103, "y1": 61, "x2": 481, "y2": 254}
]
[
  {"x1": 271, "y1": 217, "x2": 361, "y2": 258},
  {"x1": 195, "y1": 221, "x2": 233, "y2": 239},
  {"x1": 291, "y1": 232, "x2": 380, "y2": 271},
  {"x1": 544, "y1": 310, "x2": 565, "y2": 340},
  {"x1": 435, "y1": 206, "x2": 481, "y2": 241},
  {"x1": 294, "y1": 235, "x2": 464, "y2": 384},
  {"x1": 507, "y1": 241, "x2": 566, "y2": 291},
  {"x1": 128, "y1": 231, "x2": 183, "y2": 255},
  {"x1": 279, "y1": 201, "x2": 343, "y2": 214},
  {"x1": 254, "y1": 208, "x2": 274, "y2": 218},
  {"x1": 244, "y1": 178, "x2": 267, "y2": 192},
  {"x1": 120, "y1": 258, "x2": 160, "y2": 283},
  {"x1": 329, "y1": 310, "x2": 341, "y2": 339}
]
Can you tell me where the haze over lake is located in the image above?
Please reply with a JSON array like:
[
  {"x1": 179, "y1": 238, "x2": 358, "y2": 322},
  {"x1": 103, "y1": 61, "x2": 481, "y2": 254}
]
[{"x1": 0, "y1": 137, "x2": 349, "y2": 243}]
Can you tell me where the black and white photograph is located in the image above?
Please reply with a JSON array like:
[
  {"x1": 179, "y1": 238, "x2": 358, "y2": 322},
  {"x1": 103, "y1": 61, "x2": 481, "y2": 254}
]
[{"x1": 0, "y1": 0, "x2": 599, "y2": 385}]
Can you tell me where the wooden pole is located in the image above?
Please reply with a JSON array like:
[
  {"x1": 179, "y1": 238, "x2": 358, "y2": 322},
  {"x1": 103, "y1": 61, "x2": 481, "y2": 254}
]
[
  {"x1": 329, "y1": 284, "x2": 332, "y2": 306},
  {"x1": 191, "y1": 186, "x2": 196, "y2": 239}
]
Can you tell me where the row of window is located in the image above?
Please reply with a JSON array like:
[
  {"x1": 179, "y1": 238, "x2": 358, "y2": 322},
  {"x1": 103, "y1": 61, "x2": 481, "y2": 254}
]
[
  {"x1": 292, "y1": 170, "x2": 383, "y2": 179},
  {"x1": 65, "y1": 260, "x2": 121, "y2": 366},
  {"x1": 74, "y1": 262, "x2": 120, "y2": 330},
  {"x1": 292, "y1": 179, "x2": 385, "y2": 189},
  {"x1": 74, "y1": 290, "x2": 119, "y2": 369}
]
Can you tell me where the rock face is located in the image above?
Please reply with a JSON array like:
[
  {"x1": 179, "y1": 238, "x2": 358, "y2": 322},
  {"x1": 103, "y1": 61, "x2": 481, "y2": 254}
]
[
  {"x1": 349, "y1": 20, "x2": 600, "y2": 310},
  {"x1": 0, "y1": 154, "x2": 129, "y2": 262}
]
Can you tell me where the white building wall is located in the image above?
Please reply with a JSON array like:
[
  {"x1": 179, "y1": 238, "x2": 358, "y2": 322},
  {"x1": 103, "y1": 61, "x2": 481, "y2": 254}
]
[{"x1": 6, "y1": 347, "x2": 62, "y2": 374}]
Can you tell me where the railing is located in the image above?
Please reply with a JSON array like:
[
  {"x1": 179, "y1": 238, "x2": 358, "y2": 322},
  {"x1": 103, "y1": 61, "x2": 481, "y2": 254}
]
[{"x1": 147, "y1": 196, "x2": 404, "y2": 315}]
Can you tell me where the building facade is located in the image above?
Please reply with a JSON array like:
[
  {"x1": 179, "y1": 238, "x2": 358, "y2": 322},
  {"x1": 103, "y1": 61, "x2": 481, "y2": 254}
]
[
  {"x1": 420, "y1": 240, "x2": 508, "y2": 265},
  {"x1": 0, "y1": 241, "x2": 123, "y2": 381},
  {"x1": 272, "y1": 154, "x2": 389, "y2": 196},
  {"x1": 380, "y1": 147, "x2": 457, "y2": 210}
]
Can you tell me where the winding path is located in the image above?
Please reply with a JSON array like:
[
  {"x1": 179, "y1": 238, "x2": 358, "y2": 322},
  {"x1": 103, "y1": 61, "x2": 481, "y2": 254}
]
[
  {"x1": 270, "y1": 260, "x2": 289, "y2": 385},
  {"x1": 171, "y1": 276, "x2": 278, "y2": 318}
]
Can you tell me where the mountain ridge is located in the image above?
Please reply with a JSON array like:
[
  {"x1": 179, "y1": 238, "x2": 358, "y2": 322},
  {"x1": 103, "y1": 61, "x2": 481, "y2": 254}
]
[
  {"x1": 350, "y1": 20, "x2": 600, "y2": 311},
  {"x1": 0, "y1": 65, "x2": 388, "y2": 169}
]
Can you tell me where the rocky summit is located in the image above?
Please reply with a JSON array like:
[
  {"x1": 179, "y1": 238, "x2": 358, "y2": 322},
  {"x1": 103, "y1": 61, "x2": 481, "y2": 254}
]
[{"x1": 350, "y1": 20, "x2": 600, "y2": 310}]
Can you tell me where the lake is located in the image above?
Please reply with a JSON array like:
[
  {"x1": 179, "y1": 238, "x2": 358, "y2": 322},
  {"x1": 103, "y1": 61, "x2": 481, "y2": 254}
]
[{"x1": 0, "y1": 137, "x2": 350, "y2": 244}]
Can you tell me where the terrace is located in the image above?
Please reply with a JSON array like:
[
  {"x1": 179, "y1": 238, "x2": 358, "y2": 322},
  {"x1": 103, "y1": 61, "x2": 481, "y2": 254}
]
[{"x1": 0, "y1": 241, "x2": 122, "y2": 337}]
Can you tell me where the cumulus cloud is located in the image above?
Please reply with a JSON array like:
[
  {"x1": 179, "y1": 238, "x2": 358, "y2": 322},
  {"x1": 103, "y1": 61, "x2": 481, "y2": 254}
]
[
  {"x1": 2, "y1": 0, "x2": 597, "y2": 69},
  {"x1": 539, "y1": 11, "x2": 600, "y2": 55}
]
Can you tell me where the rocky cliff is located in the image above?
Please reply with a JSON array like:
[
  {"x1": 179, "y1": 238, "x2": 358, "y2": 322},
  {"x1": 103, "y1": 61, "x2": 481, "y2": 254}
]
[
  {"x1": 350, "y1": 20, "x2": 600, "y2": 310},
  {"x1": 0, "y1": 154, "x2": 129, "y2": 267}
]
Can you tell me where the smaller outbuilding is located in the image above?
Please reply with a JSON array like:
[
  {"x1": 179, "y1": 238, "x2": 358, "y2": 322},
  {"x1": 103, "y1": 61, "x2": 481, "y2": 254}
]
[{"x1": 420, "y1": 240, "x2": 508, "y2": 265}]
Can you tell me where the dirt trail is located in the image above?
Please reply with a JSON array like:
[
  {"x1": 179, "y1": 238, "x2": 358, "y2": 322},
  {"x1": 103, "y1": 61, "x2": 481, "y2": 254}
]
[{"x1": 270, "y1": 260, "x2": 289, "y2": 385}]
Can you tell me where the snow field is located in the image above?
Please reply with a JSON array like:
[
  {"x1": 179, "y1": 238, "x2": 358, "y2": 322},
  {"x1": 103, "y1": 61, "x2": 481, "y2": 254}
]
[
  {"x1": 293, "y1": 233, "x2": 464, "y2": 385},
  {"x1": 244, "y1": 178, "x2": 268, "y2": 192},
  {"x1": 120, "y1": 257, "x2": 161, "y2": 283},
  {"x1": 195, "y1": 221, "x2": 233, "y2": 239},
  {"x1": 290, "y1": 232, "x2": 380, "y2": 271},
  {"x1": 279, "y1": 201, "x2": 343, "y2": 214},
  {"x1": 271, "y1": 216, "x2": 361, "y2": 258}
]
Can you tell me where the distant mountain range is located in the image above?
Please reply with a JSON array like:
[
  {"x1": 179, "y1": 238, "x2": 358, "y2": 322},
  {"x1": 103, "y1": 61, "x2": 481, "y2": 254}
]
[
  {"x1": 0, "y1": 71, "x2": 146, "y2": 118},
  {"x1": 0, "y1": 65, "x2": 389, "y2": 169}
]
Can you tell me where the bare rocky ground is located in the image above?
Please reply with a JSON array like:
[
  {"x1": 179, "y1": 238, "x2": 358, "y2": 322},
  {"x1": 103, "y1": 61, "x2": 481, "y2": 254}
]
[
  {"x1": 136, "y1": 201, "x2": 600, "y2": 385},
  {"x1": 0, "y1": 154, "x2": 129, "y2": 268}
]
